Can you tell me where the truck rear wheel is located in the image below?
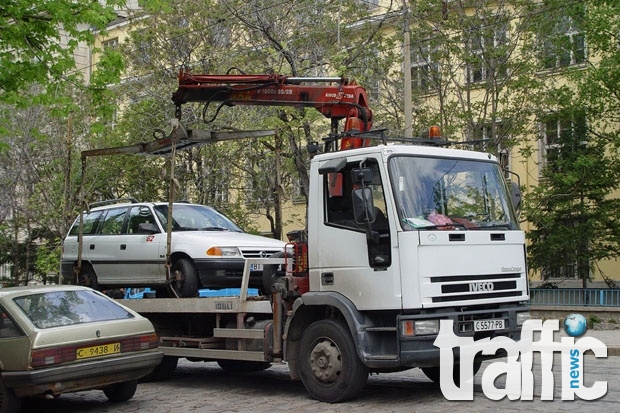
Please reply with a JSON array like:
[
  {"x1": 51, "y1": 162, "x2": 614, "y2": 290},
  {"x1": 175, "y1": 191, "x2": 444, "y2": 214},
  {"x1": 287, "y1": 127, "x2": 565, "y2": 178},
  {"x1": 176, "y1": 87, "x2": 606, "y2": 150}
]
[
  {"x1": 217, "y1": 360, "x2": 271, "y2": 372},
  {"x1": 298, "y1": 319, "x2": 368, "y2": 403},
  {"x1": 143, "y1": 356, "x2": 178, "y2": 381}
]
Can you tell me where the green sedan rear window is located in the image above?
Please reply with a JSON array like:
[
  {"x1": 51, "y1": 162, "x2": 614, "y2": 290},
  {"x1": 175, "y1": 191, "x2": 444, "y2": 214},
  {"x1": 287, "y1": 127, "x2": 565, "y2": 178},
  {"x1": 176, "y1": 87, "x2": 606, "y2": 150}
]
[{"x1": 14, "y1": 290, "x2": 134, "y2": 329}]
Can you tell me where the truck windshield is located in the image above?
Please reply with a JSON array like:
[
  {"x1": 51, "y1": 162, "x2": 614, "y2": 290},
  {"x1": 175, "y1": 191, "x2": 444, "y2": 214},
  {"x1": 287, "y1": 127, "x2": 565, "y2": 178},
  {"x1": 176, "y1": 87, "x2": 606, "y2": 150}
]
[{"x1": 388, "y1": 156, "x2": 518, "y2": 230}]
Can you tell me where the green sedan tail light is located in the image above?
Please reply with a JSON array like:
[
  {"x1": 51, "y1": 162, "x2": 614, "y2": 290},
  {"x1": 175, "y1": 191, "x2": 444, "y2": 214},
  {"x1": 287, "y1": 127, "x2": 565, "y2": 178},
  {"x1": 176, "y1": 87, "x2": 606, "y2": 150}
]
[{"x1": 121, "y1": 333, "x2": 159, "y2": 352}]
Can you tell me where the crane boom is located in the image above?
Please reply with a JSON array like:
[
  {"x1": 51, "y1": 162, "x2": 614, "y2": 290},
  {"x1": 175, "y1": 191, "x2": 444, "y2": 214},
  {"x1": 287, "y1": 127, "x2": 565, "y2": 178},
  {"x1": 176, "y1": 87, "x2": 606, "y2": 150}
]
[{"x1": 171, "y1": 70, "x2": 373, "y2": 150}]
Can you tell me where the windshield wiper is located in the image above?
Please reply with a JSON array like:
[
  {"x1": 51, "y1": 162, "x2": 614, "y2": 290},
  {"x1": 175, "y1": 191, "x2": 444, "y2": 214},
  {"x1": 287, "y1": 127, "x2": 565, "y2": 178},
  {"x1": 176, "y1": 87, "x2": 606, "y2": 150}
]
[
  {"x1": 476, "y1": 223, "x2": 513, "y2": 229},
  {"x1": 418, "y1": 223, "x2": 467, "y2": 230},
  {"x1": 200, "y1": 226, "x2": 230, "y2": 231}
]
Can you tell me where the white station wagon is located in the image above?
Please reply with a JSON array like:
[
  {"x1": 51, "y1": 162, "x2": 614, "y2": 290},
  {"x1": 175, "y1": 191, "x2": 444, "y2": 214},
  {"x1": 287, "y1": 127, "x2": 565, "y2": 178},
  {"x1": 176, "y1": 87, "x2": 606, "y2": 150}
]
[{"x1": 61, "y1": 200, "x2": 285, "y2": 297}]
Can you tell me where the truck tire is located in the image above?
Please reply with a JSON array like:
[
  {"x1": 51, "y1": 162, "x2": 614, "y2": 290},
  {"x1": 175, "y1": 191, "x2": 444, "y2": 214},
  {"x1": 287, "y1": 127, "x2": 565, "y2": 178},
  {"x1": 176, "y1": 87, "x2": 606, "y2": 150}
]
[
  {"x1": 298, "y1": 319, "x2": 368, "y2": 403},
  {"x1": 0, "y1": 379, "x2": 21, "y2": 413},
  {"x1": 103, "y1": 379, "x2": 137, "y2": 402},
  {"x1": 77, "y1": 264, "x2": 99, "y2": 290},
  {"x1": 422, "y1": 360, "x2": 482, "y2": 385},
  {"x1": 170, "y1": 258, "x2": 199, "y2": 297},
  {"x1": 217, "y1": 360, "x2": 271, "y2": 372},
  {"x1": 142, "y1": 356, "x2": 178, "y2": 381}
]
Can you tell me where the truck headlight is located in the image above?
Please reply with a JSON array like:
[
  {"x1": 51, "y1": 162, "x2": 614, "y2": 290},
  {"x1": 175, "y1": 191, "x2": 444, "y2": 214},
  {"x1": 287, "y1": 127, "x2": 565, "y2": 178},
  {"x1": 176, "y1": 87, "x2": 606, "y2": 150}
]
[
  {"x1": 206, "y1": 247, "x2": 242, "y2": 257},
  {"x1": 401, "y1": 319, "x2": 439, "y2": 337}
]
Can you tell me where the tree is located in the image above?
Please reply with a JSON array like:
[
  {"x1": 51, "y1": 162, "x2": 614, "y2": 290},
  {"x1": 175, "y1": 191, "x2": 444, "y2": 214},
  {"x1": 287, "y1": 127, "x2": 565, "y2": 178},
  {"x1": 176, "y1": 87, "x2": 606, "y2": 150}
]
[
  {"x1": 523, "y1": 1, "x2": 620, "y2": 287},
  {"x1": 0, "y1": 1, "x2": 129, "y2": 284},
  {"x1": 110, "y1": 0, "x2": 396, "y2": 238},
  {"x1": 0, "y1": 0, "x2": 126, "y2": 107},
  {"x1": 408, "y1": 0, "x2": 544, "y2": 149}
]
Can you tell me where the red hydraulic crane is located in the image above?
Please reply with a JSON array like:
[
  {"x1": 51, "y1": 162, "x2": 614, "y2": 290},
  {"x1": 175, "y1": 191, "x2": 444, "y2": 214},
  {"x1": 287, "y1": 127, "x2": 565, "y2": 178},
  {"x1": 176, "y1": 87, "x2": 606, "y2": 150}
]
[{"x1": 171, "y1": 70, "x2": 374, "y2": 151}]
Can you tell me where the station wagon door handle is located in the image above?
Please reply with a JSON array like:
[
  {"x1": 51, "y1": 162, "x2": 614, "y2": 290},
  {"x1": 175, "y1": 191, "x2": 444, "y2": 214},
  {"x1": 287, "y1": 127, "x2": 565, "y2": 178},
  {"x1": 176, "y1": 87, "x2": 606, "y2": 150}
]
[
  {"x1": 89, "y1": 244, "x2": 95, "y2": 250},
  {"x1": 321, "y1": 272, "x2": 334, "y2": 285},
  {"x1": 120, "y1": 244, "x2": 127, "y2": 250}
]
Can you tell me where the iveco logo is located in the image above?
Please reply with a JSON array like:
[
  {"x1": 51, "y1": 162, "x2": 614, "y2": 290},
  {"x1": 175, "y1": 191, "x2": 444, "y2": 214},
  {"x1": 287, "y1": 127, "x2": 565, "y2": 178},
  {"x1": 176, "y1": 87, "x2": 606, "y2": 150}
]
[
  {"x1": 259, "y1": 250, "x2": 270, "y2": 258},
  {"x1": 469, "y1": 282, "x2": 494, "y2": 292}
]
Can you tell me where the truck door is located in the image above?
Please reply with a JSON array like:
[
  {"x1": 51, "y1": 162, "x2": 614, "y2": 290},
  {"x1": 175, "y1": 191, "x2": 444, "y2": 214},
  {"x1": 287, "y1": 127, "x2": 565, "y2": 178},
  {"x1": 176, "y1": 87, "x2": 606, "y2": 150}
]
[{"x1": 311, "y1": 158, "x2": 401, "y2": 311}]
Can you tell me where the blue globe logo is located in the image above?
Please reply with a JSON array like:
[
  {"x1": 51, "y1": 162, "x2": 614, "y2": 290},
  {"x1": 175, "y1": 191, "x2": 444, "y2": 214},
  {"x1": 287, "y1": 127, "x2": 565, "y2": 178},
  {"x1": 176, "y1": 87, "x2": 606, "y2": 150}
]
[{"x1": 564, "y1": 313, "x2": 587, "y2": 337}]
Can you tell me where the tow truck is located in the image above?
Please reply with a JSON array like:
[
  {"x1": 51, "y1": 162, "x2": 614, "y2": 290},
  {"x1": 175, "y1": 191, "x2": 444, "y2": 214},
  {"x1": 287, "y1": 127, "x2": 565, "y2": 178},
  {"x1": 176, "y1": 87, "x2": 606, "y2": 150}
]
[{"x1": 108, "y1": 70, "x2": 530, "y2": 403}]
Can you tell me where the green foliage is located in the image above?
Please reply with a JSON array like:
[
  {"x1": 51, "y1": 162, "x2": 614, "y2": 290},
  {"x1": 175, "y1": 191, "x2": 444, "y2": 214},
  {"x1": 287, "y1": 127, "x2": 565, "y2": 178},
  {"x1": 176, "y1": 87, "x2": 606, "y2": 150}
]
[
  {"x1": 523, "y1": 0, "x2": 620, "y2": 285},
  {"x1": 34, "y1": 238, "x2": 62, "y2": 284},
  {"x1": 0, "y1": 0, "x2": 126, "y2": 106}
]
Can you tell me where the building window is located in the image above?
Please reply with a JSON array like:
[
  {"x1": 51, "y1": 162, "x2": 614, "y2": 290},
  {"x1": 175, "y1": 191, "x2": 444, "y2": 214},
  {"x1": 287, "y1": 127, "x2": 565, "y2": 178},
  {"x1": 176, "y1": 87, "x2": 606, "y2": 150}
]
[
  {"x1": 472, "y1": 122, "x2": 510, "y2": 176},
  {"x1": 411, "y1": 42, "x2": 438, "y2": 92},
  {"x1": 539, "y1": 113, "x2": 587, "y2": 176},
  {"x1": 102, "y1": 37, "x2": 119, "y2": 50},
  {"x1": 540, "y1": 15, "x2": 585, "y2": 69},
  {"x1": 542, "y1": 223, "x2": 580, "y2": 280},
  {"x1": 466, "y1": 21, "x2": 508, "y2": 84}
]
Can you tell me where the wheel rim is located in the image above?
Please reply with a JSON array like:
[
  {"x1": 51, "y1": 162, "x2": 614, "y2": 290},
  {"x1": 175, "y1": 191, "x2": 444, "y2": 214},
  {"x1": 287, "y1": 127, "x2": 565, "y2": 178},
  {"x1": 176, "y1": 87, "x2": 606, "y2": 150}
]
[
  {"x1": 308, "y1": 337, "x2": 342, "y2": 384},
  {"x1": 171, "y1": 267, "x2": 185, "y2": 294}
]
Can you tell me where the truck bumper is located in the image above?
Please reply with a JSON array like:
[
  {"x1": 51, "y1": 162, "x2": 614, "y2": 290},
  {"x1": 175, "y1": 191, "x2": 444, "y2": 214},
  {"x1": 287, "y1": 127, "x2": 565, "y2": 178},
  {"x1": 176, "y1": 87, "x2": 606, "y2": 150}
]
[{"x1": 396, "y1": 304, "x2": 527, "y2": 368}]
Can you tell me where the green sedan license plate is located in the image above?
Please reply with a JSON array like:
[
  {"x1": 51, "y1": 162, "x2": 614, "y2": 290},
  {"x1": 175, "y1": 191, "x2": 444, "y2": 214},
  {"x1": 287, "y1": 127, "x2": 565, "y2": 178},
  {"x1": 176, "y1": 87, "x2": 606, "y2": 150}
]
[{"x1": 76, "y1": 342, "x2": 121, "y2": 359}]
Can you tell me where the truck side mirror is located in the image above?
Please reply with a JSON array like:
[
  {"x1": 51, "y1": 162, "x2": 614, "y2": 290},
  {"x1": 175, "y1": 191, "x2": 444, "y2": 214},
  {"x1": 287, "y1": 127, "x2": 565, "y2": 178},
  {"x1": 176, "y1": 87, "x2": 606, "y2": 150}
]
[
  {"x1": 352, "y1": 187, "x2": 375, "y2": 224},
  {"x1": 351, "y1": 167, "x2": 373, "y2": 185}
]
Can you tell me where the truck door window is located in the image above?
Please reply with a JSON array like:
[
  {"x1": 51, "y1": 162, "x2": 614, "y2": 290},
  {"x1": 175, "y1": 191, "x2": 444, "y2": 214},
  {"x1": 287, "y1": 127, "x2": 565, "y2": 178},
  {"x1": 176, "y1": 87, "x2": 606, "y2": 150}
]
[{"x1": 324, "y1": 161, "x2": 391, "y2": 268}]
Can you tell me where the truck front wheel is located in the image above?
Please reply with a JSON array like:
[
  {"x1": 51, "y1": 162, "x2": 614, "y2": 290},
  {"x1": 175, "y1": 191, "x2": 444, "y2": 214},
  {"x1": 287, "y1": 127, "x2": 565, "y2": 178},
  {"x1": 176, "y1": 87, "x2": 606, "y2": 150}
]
[{"x1": 298, "y1": 319, "x2": 368, "y2": 403}]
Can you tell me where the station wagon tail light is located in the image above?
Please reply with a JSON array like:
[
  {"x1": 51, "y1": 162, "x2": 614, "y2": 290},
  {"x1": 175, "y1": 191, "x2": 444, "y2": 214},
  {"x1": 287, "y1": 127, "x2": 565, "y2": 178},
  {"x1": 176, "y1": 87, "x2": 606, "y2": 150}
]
[
  {"x1": 31, "y1": 333, "x2": 160, "y2": 368},
  {"x1": 206, "y1": 246, "x2": 241, "y2": 257}
]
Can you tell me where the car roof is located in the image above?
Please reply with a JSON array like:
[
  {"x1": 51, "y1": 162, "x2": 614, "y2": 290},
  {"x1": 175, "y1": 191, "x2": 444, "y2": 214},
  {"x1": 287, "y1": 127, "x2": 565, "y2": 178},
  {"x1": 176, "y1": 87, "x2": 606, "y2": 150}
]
[
  {"x1": 88, "y1": 201, "x2": 207, "y2": 212},
  {"x1": 0, "y1": 284, "x2": 90, "y2": 299}
]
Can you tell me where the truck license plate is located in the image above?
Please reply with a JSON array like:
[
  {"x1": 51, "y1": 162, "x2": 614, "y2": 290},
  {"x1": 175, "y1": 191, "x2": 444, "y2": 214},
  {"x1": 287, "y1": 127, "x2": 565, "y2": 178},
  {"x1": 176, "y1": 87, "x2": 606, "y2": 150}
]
[
  {"x1": 250, "y1": 264, "x2": 263, "y2": 271},
  {"x1": 474, "y1": 319, "x2": 505, "y2": 332}
]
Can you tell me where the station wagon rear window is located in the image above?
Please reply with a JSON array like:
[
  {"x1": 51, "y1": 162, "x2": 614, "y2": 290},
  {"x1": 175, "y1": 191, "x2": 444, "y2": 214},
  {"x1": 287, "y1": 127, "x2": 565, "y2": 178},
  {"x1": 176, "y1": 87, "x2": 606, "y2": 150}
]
[{"x1": 14, "y1": 290, "x2": 134, "y2": 329}]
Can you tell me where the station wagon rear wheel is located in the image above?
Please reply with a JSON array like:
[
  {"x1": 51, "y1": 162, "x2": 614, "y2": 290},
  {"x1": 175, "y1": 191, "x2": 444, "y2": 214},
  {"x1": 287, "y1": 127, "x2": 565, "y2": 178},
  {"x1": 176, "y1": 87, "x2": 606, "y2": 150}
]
[{"x1": 170, "y1": 258, "x2": 199, "y2": 297}]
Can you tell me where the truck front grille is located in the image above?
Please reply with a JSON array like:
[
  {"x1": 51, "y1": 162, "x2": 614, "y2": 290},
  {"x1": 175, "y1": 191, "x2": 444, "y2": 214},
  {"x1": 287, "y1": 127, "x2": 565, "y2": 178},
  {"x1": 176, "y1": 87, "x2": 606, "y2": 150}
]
[{"x1": 429, "y1": 273, "x2": 522, "y2": 303}]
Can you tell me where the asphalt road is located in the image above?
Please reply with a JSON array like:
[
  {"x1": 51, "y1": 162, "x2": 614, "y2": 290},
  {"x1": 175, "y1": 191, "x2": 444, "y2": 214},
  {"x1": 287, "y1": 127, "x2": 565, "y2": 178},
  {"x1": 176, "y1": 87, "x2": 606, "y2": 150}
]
[{"x1": 19, "y1": 352, "x2": 620, "y2": 413}]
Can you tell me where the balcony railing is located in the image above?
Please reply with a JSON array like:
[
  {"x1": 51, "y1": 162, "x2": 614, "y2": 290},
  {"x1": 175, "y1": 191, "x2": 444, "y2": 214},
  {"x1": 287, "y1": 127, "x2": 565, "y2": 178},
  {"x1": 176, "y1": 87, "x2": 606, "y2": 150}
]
[{"x1": 530, "y1": 288, "x2": 620, "y2": 307}]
